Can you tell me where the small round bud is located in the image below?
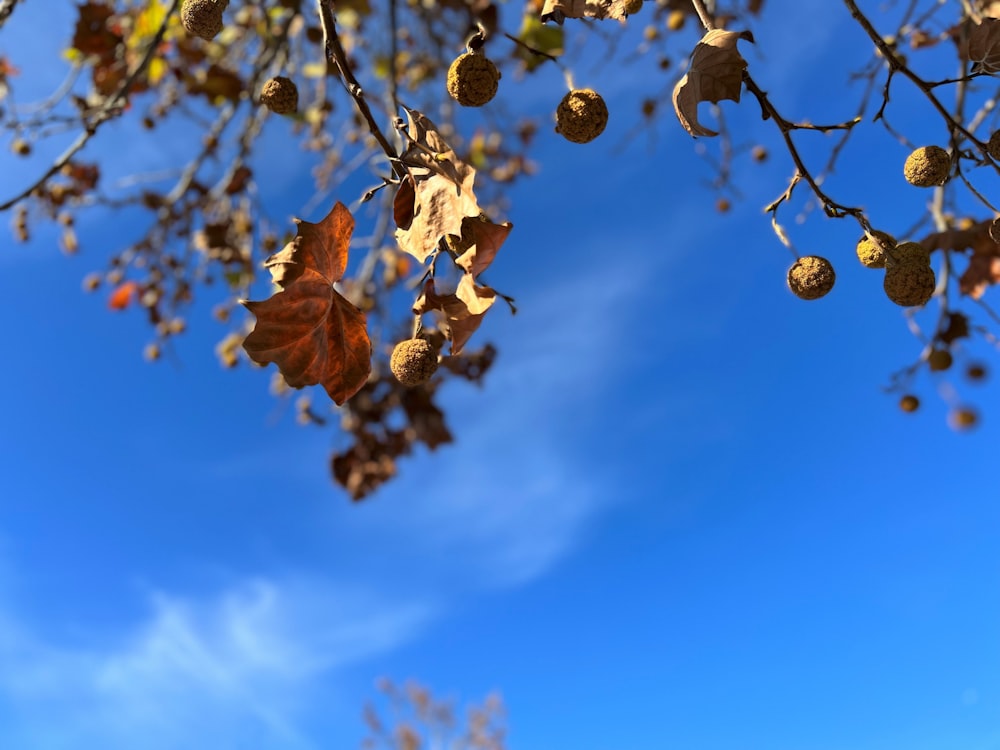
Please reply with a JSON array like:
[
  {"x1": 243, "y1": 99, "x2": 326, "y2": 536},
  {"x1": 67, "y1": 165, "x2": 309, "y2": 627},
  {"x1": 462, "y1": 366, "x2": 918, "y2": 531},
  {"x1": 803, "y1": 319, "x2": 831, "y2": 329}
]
[
  {"x1": 856, "y1": 230, "x2": 896, "y2": 269},
  {"x1": 390, "y1": 338, "x2": 438, "y2": 387},
  {"x1": 884, "y1": 261, "x2": 935, "y2": 307},
  {"x1": 787, "y1": 255, "x2": 835, "y2": 300},
  {"x1": 666, "y1": 9, "x2": 686, "y2": 30},
  {"x1": 903, "y1": 145, "x2": 950, "y2": 187},
  {"x1": 555, "y1": 88, "x2": 609, "y2": 144},
  {"x1": 181, "y1": 0, "x2": 229, "y2": 41},
  {"x1": 927, "y1": 348, "x2": 952, "y2": 371},
  {"x1": 988, "y1": 131, "x2": 1000, "y2": 161},
  {"x1": 899, "y1": 394, "x2": 920, "y2": 413},
  {"x1": 966, "y1": 362, "x2": 988, "y2": 381},
  {"x1": 446, "y1": 53, "x2": 500, "y2": 108},
  {"x1": 11, "y1": 138, "x2": 31, "y2": 156},
  {"x1": 260, "y1": 76, "x2": 298, "y2": 114}
]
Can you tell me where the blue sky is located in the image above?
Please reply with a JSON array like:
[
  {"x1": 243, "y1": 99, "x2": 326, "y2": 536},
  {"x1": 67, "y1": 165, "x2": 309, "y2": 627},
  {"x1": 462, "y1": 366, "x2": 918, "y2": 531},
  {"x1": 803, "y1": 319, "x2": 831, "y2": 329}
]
[{"x1": 2, "y1": 1, "x2": 1000, "y2": 749}]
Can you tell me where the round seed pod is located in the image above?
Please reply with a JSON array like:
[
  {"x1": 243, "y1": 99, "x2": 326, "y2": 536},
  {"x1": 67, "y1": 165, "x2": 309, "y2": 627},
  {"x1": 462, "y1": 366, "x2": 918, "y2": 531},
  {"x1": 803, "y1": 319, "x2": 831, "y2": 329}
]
[
  {"x1": 555, "y1": 88, "x2": 609, "y2": 144},
  {"x1": 890, "y1": 241, "x2": 931, "y2": 266},
  {"x1": 446, "y1": 53, "x2": 500, "y2": 107},
  {"x1": 787, "y1": 255, "x2": 835, "y2": 300},
  {"x1": 181, "y1": 0, "x2": 229, "y2": 41},
  {"x1": 899, "y1": 394, "x2": 920, "y2": 413},
  {"x1": 903, "y1": 145, "x2": 950, "y2": 187},
  {"x1": 261, "y1": 76, "x2": 298, "y2": 114},
  {"x1": 390, "y1": 339, "x2": 438, "y2": 387},
  {"x1": 623, "y1": 0, "x2": 644, "y2": 15},
  {"x1": 856, "y1": 230, "x2": 896, "y2": 269},
  {"x1": 927, "y1": 348, "x2": 953, "y2": 371},
  {"x1": 884, "y1": 260, "x2": 936, "y2": 306},
  {"x1": 948, "y1": 407, "x2": 979, "y2": 431}
]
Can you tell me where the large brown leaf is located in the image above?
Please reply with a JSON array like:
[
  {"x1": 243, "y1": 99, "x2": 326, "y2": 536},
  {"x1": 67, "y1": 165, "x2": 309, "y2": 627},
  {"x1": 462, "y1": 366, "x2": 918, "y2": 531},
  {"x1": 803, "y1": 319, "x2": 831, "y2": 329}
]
[
  {"x1": 242, "y1": 202, "x2": 372, "y2": 405},
  {"x1": 394, "y1": 109, "x2": 482, "y2": 263},
  {"x1": 672, "y1": 29, "x2": 754, "y2": 138},
  {"x1": 968, "y1": 18, "x2": 1000, "y2": 73},
  {"x1": 540, "y1": 0, "x2": 633, "y2": 23}
]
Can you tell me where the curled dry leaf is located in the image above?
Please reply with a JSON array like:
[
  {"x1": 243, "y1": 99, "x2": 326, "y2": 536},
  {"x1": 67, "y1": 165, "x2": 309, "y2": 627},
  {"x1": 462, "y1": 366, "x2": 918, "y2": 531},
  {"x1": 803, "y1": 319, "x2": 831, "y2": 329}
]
[
  {"x1": 540, "y1": 0, "x2": 634, "y2": 24},
  {"x1": 672, "y1": 29, "x2": 754, "y2": 137},
  {"x1": 968, "y1": 18, "x2": 1000, "y2": 73},
  {"x1": 242, "y1": 201, "x2": 372, "y2": 405},
  {"x1": 452, "y1": 214, "x2": 513, "y2": 277},
  {"x1": 394, "y1": 108, "x2": 482, "y2": 263},
  {"x1": 414, "y1": 276, "x2": 497, "y2": 355}
]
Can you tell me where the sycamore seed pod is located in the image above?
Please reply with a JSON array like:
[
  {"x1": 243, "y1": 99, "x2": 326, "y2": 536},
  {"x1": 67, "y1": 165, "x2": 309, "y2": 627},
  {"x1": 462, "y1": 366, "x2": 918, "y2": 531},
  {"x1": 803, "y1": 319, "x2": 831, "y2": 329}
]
[
  {"x1": 390, "y1": 339, "x2": 438, "y2": 387},
  {"x1": 181, "y1": 0, "x2": 229, "y2": 41},
  {"x1": 856, "y1": 230, "x2": 896, "y2": 269},
  {"x1": 884, "y1": 259, "x2": 935, "y2": 307},
  {"x1": 260, "y1": 76, "x2": 299, "y2": 114},
  {"x1": 555, "y1": 88, "x2": 609, "y2": 144},
  {"x1": 446, "y1": 53, "x2": 501, "y2": 108},
  {"x1": 787, "y1": 256, "x2": 835, "y2": 300},
  {"x1": 903, "y1": 145, "x2": 950, "y2": 187}
]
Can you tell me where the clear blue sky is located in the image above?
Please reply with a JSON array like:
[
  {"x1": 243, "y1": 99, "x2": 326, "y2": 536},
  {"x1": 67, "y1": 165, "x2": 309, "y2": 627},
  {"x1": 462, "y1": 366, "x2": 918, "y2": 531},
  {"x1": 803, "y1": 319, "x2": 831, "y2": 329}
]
[{"x1": 1, "y1": 2, "x2": 999, "y2": 749}]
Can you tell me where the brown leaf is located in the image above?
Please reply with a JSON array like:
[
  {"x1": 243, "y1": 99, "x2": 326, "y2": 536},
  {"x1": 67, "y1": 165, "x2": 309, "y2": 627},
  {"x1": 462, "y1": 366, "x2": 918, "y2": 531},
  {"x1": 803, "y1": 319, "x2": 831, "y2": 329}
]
[
  {"x1": 413, "y1": 278, "x2": 492, "y2": 355},
  {"x1": 242, "y1": 202, "x2": 372, "y2": 405},
  {"x1": 939, "y1": 312, "x2": 970, "y2": 344},
  {"x1": 672, "y1": 29, "x2": 754, "y2": 137},
  {"x1": 452, "y1": 215, "x2": 513, "y2": 277},
  {"x1": 968, "y1": 18, "x2": 1000, "y2": 73},
  {"x1": 960, "y1": 253, "x2": 1000, "y2": 298},
  {"x1": 540, "y1": 0, "x2": 633, "y2": 23},
  {"x1": 394, "y1": 109, "x2": 481, "y2": 263}
]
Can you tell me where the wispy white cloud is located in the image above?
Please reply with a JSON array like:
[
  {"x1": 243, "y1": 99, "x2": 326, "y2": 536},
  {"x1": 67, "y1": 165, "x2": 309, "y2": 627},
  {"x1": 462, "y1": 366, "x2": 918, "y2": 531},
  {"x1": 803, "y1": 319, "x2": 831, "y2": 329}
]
[{"x1": 0, "y1": 573, "x2": 433, "y2": 749}]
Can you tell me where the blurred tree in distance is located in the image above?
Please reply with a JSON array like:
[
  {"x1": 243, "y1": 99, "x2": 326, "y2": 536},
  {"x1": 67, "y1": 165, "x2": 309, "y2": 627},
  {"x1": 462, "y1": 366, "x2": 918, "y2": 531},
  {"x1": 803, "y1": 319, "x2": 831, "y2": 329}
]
[{"x1": 2, "y1": 0, "x2": 1000, "y2": 498}]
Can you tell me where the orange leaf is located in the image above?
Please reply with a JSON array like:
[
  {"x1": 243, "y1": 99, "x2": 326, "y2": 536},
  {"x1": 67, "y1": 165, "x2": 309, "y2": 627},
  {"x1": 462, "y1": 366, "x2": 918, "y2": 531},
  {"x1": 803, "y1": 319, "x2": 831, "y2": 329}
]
[
  {"x1": 672, "y1": 29, "x2": 754, "y2": 138},
  {"x1": 242, "y1": 202, "x2": 372, "y2": 405},
  {"x1": 108, "y1": 281, "x2": 138, "y2": 310}
]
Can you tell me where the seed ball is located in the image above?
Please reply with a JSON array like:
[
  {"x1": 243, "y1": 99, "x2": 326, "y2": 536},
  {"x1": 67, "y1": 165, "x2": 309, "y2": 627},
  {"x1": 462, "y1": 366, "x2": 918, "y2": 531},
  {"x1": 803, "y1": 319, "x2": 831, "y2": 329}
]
[
  {"x1": 903, "y1": 145, "x2": 950, "y2": 187},
  {"x1": 446, "y1": 53, "x2": 500, "y2": 108},
  {"x1": 623, "y1": 0, "x2": 643, "y2": 15},
  {"x1": 260, "y1": 76, "x2": 298, "y2": 114},
  {"x1": 856, "y1": 230, "x2": 896, "y2": 269},
  {"x1": 181, "y1": 0, "x2": 229, "y2": 40},
  {"x1": 988, "y1": 131, "x2": 1000, "y2": 161},
  {"x1": 555, "y1": 88, "x2": 609, "y2": 144},
  {"x1": 390, "y1": 338, "x2": 438, "y2": 387},
  {"x1": 890, "y1": 241, "x2": 931, "y2": 266},
  {"x1": 884, "y1": 261, "x2": 936, "y2": 307},
  {"x1": 787, "y1": 255, "x2": 835, "y2": 300},
  {"x1": 927, "y1": 348, "x2": 953, "y2": 371},
  {"x1": 966, "y1": 362, "x2": 988, "y2": 381},
  {"x1": 948, "y1": 406, "x2": 979, "y2": 431},
  {"x1": 899, "y1": 394, "x2": 920, "y2": 413}
]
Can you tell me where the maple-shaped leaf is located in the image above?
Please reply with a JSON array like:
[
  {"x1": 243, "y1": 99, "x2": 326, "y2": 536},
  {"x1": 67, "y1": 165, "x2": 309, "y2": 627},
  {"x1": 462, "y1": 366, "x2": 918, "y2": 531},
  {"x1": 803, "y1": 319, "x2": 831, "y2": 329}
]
[
  {"x1": 968, "y1": 18, "x2": 1000, "y2": 73},
  {"x1": 540, "y1": 0, "x2": 633, "y2": 23},
  {"x1": 673, "y1": 29, "x2": 754, "y2": 137},
  {"x1": 242, "y1": 202, "x2": 372, "y2": 405},
  {"x1": 451, "y1": 214, "x2": 513, "y2": 278},
  {"x1": 413, "y1": 276, "x2": 496, "y2": 355},
  {"x1": 394, "y1": 109, "x2": 481, "y2": 263}
]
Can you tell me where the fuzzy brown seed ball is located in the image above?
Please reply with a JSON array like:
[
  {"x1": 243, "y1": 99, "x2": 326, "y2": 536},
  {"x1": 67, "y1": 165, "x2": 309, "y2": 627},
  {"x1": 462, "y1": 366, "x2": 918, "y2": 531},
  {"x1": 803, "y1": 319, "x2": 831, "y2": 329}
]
[
  {"x1": 181, "y1": 0, "x2": 228, "y2": 41},
  {"x1": 903, "y1": 145, "x2": 950, "y2": 187},
  {"x1": 390, "y1": 339, "x2": 438, "y2": 387},
  {"x1": 966, "y1": 362, "x2": 988, "y2": 381},
  {"x1": 623, "y1": 0, "x2": 643, "y2": 15},
  {"x1": 260, "y1": 76, "x2": 298, "y2": 114},
  {"x1": 856, "y1": 230, "x2": 896, "y2": 269},
  {"x1": 884, "y1": 261, "x2": 936, "y2": 307},
  {"x1": 446, "y1": 53, "x2": 500, "y2": 108},
  {"x1": 927, "y1": 348, "x2": 953, "y2": 371},
  {"x1": 899, "y1": 394, "x2": 920, "y2": 413},
  {"x1": 787, "y1": 256, "x2": 835, "y2": 300},
  {"x1": 555, "y1": 89, "x2": 609, "y2": 144},
  {"x1": 890, "y1": 241, "x2": 931, "y2": 266}
]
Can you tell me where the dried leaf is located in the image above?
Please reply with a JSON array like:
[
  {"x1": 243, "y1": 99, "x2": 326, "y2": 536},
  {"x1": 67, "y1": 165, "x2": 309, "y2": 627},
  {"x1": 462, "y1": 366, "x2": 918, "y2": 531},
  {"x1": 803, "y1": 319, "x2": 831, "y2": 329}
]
[
  {"x1": 242, "y1": 202, "x2": 372, "y2": 405},
  {"x1": 968, "y1": 18, "x2": 1000, "y2": 73},
  {"x1": 413, "y1": 278, "x2": 492, "y2": 355},
  {"x1": 960, "y1": 254, "x2": 1000, "y2": 298},
  {"x1": 540, "y1": 0, "x2": 633, "y2": 23},
  {"x1": 395, "y1": 109, "x2": 481, "y2": 263},
  {"x1": 672, "y1": 29, "x2": 754, "y2": 138},
  {"x1": 452, "y1": 215, "x2": 513, "y2": 277}
]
